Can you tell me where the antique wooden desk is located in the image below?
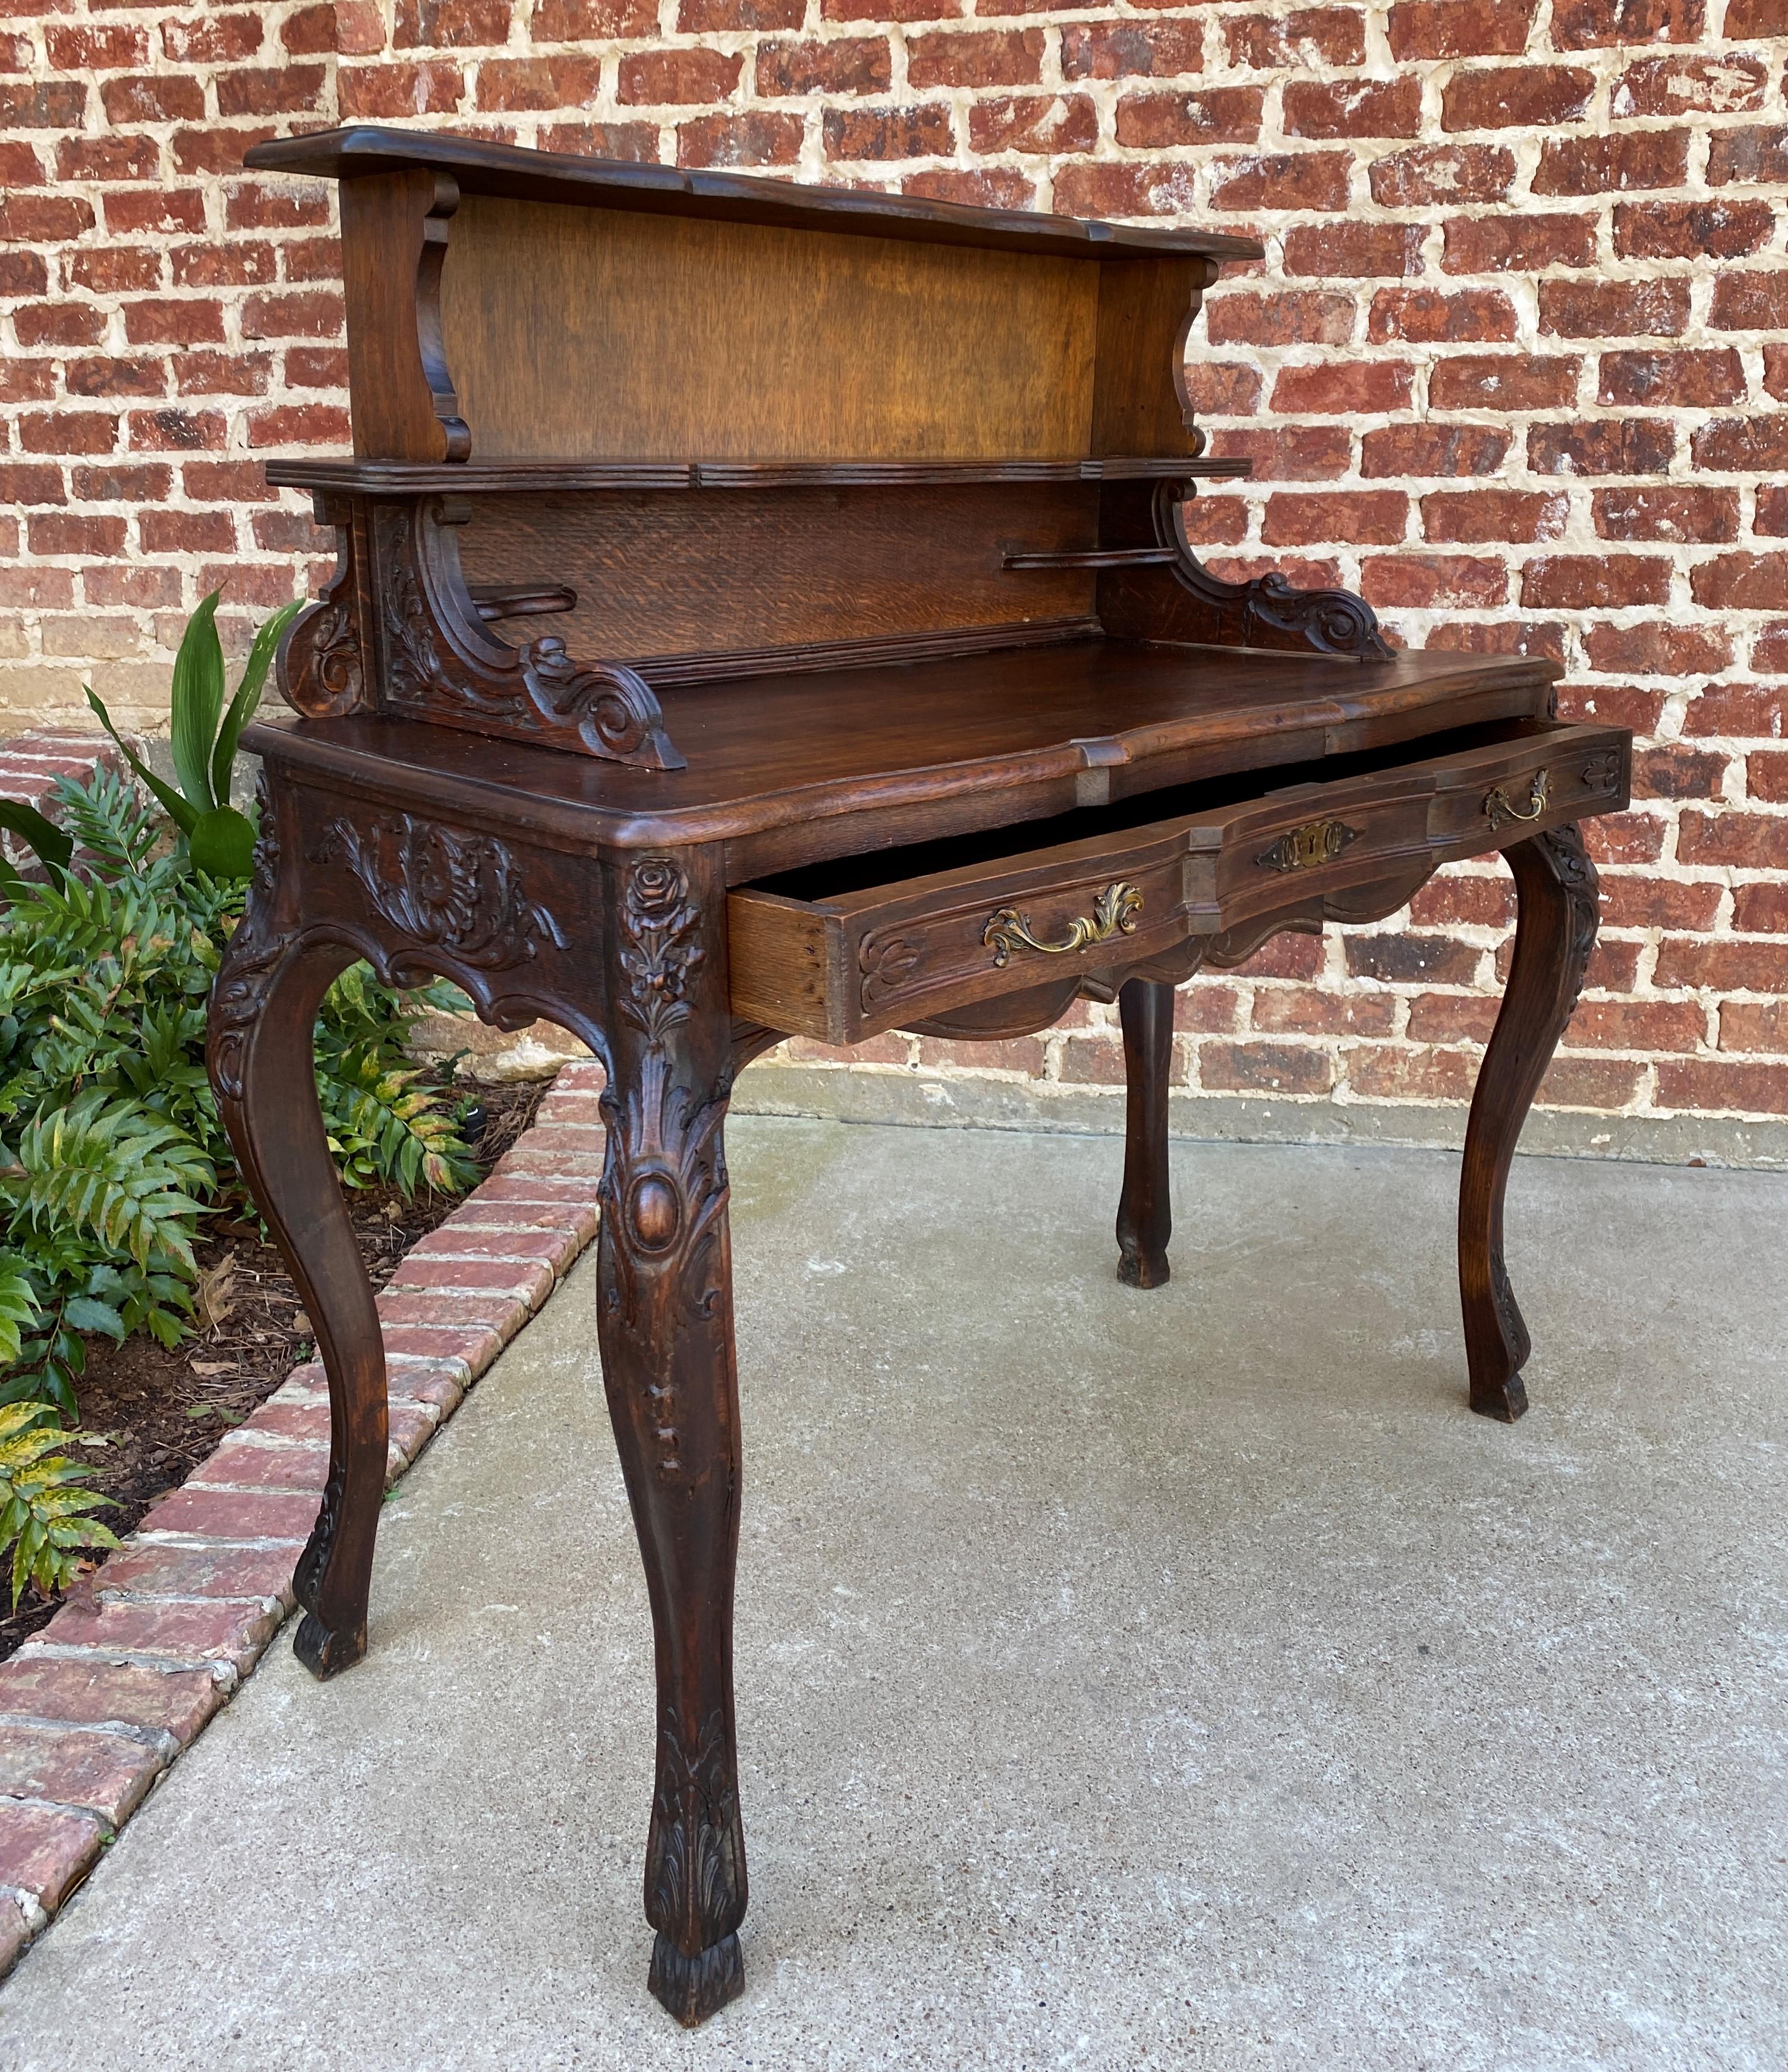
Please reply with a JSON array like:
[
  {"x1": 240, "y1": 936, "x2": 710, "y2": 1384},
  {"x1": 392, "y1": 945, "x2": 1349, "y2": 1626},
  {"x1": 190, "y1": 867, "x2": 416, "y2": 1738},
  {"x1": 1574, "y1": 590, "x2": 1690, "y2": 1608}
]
[{"x1": 210, "y1": 126, "x2": 1631, "y2": 2027}]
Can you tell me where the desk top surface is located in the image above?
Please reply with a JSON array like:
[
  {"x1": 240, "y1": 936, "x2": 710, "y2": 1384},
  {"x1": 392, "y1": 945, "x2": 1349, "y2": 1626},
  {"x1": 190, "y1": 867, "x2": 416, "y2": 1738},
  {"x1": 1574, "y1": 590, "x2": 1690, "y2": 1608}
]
[
  {"x1": 246, "y1": 125, "x2": 1265, "y2": 267},
  {"x1": 250, "y1": 638, "x2": 1558, "y2": 875}
]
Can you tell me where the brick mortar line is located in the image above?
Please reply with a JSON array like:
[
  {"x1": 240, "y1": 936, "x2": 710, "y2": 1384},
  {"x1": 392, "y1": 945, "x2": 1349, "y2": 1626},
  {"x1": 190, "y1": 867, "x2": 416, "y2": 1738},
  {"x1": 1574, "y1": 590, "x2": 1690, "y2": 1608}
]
[{"x1": 0, "y1": 1054, "x2": 606, "y2": 1977}]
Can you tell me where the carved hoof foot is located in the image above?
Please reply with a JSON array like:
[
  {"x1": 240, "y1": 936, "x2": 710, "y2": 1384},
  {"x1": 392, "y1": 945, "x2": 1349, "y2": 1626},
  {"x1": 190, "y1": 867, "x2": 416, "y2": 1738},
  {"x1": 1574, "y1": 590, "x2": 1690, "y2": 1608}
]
[
  {"x1": 1117, "y1": 1249, "x2": 1170, "y2": 1290},
  {"x1": 1469, "y1": 1370, "x2": 1529, "y2": 1424},
  {"x1": 648, "y1": 1931, "x2": 744, "y2": 2027},
  {"x1": 292, "y1": 1610, "x2": 367, "y2": 1680}
]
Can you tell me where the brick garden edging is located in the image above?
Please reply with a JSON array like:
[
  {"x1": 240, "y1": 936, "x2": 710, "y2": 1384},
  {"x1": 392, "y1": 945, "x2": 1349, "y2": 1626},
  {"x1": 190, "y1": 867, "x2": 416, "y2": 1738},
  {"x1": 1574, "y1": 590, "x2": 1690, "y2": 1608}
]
[{"x1": 0, "y1": 1060, "x2": 606, "y2": 1979}]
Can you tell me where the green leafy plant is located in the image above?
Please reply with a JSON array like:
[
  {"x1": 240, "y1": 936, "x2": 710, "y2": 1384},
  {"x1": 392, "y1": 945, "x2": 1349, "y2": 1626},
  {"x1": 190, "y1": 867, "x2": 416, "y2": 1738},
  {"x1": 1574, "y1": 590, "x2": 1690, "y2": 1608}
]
[
  {"x1": 0, "y1": 592, "x2": 480, "y2": 1598},
  {"x1": 86, "y1": 590, "x2": 301, "y2": 881},
  {"x1": 0, "y1": 1401, "x2": 118, "y2": 1606}
]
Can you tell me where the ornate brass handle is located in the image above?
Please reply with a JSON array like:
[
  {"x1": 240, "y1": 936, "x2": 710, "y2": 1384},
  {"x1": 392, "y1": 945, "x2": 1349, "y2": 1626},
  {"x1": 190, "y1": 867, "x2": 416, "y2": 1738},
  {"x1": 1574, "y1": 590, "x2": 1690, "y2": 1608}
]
[
  {"x1": 1484, "y1": 769, "x2": 1550, "y2": 829},
  {"x1": 983, "y1": 881, "x2": 1143, "y2": 967}
]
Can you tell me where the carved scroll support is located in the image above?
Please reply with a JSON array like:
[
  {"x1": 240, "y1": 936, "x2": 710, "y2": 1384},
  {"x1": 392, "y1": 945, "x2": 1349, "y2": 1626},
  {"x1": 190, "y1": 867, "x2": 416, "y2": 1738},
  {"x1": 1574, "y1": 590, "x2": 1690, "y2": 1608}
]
[
  {"x1": 276, "y1": 491, "x2": 685, "y2": 767},
  {"x1": 349, "y1": 495, "x2": 685, "y2": 767},
  {"x1": 339, "y1": 166, "x2": 470, "y2": 463},
  {"x1": 596, "y1": 851, "x2": 749, "y2": 2026},
  {"x1": 1094, "y1": 478, "x2": 1395, "y2": 662}
]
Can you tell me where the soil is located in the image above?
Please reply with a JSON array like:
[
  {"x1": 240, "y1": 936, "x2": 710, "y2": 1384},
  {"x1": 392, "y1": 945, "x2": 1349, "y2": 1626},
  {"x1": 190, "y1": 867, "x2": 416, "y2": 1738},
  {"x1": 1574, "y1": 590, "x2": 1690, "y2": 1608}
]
[{"x1": 0, "y1": 1076, "x2": 550, "y2": 1664}]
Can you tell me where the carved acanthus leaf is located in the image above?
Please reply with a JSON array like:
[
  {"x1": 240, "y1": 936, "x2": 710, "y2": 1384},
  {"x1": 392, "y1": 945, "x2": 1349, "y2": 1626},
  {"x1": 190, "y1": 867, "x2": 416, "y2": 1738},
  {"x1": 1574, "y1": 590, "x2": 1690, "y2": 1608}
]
[
  {"x1": 207, "y1": 778, "x2": 295, "y2": 1103},
  {"x1": 316, "y1": 811, "x2": 566, "y2": 971}
]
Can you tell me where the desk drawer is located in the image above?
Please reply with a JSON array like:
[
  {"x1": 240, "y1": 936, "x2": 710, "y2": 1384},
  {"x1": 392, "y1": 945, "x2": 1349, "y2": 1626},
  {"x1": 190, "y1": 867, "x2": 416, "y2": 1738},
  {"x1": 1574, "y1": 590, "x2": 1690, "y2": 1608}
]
[{"x1": 728, "y1": 720, "x2": 1629, "y2": 1043}]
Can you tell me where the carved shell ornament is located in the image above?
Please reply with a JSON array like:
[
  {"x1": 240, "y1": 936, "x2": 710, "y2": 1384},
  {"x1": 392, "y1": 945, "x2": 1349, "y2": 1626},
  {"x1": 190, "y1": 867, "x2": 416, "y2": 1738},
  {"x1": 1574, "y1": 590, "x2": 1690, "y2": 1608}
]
[{"x1": 316, "y1": 813, "x2": 566, "y2": 971}]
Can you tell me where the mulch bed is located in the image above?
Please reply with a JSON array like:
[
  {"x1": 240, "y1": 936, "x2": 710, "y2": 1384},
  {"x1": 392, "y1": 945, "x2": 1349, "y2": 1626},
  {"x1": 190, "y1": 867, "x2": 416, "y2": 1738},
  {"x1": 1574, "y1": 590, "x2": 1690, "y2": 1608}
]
[{"x1": 0, "y1": 1075, "x2": 550, "y2": 1664}]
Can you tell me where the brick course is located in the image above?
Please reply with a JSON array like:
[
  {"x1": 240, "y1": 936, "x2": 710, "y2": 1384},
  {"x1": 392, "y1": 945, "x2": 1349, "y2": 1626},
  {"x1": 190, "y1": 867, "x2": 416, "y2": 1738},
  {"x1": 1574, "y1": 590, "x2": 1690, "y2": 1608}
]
[{"x1": 3, "y1": 10, "x2": 1788, "y2": 1128}]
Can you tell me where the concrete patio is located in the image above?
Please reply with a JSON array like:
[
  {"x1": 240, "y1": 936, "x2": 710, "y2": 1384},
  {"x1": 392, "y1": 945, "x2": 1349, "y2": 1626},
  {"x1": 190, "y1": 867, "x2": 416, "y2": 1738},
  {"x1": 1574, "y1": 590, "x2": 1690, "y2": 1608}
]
[{"x1": 1, "y1": 1116, "x2": 1783, "y2": 2070}]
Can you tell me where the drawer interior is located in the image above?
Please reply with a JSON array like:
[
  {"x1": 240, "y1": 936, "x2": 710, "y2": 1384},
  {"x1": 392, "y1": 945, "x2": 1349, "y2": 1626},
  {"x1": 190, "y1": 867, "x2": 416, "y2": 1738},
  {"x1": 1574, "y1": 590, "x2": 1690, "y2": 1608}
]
[{"x1": 746, "y1": 716, "x2": 1566, "y2": 906}]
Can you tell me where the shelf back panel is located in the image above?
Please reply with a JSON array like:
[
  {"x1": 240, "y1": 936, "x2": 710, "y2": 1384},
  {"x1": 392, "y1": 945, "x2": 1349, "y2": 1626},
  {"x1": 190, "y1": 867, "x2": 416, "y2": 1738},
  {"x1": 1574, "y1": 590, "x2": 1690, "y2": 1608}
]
[
  {"x1": 452, "y1": 483, "x2": 1100, "y2": 668},
  {"x1": 439, "y1": 194, "x2": 1100, "y2": 462}
]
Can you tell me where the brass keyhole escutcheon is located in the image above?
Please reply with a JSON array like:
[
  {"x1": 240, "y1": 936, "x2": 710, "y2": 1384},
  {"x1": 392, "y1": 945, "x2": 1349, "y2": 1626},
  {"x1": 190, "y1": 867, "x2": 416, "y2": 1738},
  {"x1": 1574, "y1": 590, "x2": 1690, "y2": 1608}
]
[
  {"x1": 1484, "y1": 769, "x2": 1550, "y2": 829},
  {"x1": 983, "y1": 880, "x2": 1144, "y2": 967},
  {"x1": 1255, "y1": 817, "x2": 1359, "y2": 874}
]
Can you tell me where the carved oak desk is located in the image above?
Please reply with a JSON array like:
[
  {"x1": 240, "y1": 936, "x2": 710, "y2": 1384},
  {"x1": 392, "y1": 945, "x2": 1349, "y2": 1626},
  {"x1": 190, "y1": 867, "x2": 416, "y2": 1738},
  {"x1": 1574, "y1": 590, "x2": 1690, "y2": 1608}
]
[{"x1": 210, "y1": 126, "x2": 1633, "y2": 2027}]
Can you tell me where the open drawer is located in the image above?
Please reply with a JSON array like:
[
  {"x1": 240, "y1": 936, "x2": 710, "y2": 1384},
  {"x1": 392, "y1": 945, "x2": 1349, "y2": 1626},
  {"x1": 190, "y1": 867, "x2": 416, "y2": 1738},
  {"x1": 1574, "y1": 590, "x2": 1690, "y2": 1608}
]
[{"x1": 727, "y1": 719, "x2": 1630, "y2": 1043}]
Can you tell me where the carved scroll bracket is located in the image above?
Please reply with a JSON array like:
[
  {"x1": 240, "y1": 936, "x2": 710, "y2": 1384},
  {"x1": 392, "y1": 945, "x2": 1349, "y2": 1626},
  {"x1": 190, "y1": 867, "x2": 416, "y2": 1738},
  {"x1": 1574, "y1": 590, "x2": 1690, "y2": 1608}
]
[
  {"x1": 278, "y1": 493, "x2": 373, "y2": 720},
  {"x1": 372, "y1": 497, "x2": 685, "y2": 769},
  {"x1": 1093, "y1": 478, "x2": 1396, "y2": 662},
  {"x1": 1154, "y1": 482, "x2": 1394, "y2": 660}
]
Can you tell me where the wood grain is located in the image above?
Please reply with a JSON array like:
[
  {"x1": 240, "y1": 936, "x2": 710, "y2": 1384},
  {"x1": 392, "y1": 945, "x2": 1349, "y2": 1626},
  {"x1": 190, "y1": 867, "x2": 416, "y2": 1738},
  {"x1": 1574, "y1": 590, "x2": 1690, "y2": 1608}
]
[
  {"x1": 723, "y1": 719, "x2": 1627, "y2": 1039},
  {"x1": 251, "y1": 643, "x2": 1566, "y2": 876},
  {"x1": 451, "y1": 483, "x2": 1100, "y2": 661},
  {"x1": 1090, "y1": 257, "x2": 1211, "y2": 459},
  {"x1": 247, "y1": 123, "x2": 1264, "y2": 266},
  {"x1": 341, "y1": 168, "x2": 468, "y2": 462},
  {"x1": 439, "y1": 195, "x2": 1100, "y2": 462}
]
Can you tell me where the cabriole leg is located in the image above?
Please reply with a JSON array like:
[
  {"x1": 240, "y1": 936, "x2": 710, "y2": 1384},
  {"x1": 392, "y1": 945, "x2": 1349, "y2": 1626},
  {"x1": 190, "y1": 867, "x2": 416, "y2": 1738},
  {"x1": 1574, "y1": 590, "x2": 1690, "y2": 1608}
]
[
  {"x1": 210, "y1": 912, "x2": 380, "y2": 1677},
  {"x1": 597, "y1": 856, "x2": 747, "y2": 2026},
  {"x1": 1459, "y1": 824, "x2": 1600, "y2": 1421},
  {"x1": 1116, "y1": 977, "x2": 1175, "y2": 1288}
]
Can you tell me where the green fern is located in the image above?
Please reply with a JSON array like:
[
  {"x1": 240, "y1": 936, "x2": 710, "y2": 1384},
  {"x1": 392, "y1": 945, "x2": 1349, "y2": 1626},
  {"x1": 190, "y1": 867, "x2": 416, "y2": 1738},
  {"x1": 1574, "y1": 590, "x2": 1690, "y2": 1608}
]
[
  {"x1": 2, "y1": 1089, "x2": 210, "y2": 1274},
  {"x1": 0, "y1": 1401, "x2": 118, "y2": 1605},
  {"x1": 52, "y1": 763, "x2": 163, "y2": 876},
  {"x1": 0, "y1": 595, "x2": 474, "y2": 1421}
]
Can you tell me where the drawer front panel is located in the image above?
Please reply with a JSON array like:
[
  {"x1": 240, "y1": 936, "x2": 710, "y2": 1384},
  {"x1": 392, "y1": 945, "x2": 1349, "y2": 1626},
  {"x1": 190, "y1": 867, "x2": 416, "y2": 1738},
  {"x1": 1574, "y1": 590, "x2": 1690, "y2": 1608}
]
[
  {"x1": 729, "y1": 720, "x2": 1630, "y2": 1042},
  {"x1": 852, "y1": 841, "x2": 1193, "y2": 1032}
]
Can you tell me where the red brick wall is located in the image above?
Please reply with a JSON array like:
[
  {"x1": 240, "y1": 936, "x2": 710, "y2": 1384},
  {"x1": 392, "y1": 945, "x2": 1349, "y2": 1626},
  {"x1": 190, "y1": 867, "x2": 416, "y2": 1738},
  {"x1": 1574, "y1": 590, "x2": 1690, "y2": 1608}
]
[{"x1": 5, "y1": 2, "x2": 1788, "y2": 1130}]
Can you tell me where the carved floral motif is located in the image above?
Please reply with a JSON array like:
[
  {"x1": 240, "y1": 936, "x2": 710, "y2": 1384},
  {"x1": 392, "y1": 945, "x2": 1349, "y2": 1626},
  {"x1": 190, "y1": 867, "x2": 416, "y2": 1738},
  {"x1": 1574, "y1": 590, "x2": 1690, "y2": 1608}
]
[
  {"x1": 316, "y1": 813, "x2": 566, "y2": 971},
  {"x1": 860, "y1": 932, "x2": 925, "y2": 1010},
  {"x1": 281, "y1": 502, "x2": 370, "y2": 720},
  {"x1": 599, "y1": 859, "x2": 730, "y2": 1484},
  {"x1": 616, "y1": 858, "x2": 704, "y2": 1043},
  {"x1": 1534, "y1": 822, "x2": 1600, "y2": 1033}
]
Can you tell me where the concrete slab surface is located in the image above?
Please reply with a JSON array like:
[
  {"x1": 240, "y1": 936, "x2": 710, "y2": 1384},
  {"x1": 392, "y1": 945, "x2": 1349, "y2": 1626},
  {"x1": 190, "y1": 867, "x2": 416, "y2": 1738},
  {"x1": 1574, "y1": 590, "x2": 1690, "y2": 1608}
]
[{"x1": 3, "y1": 1118, "x2": 1785, "y2": 2071}]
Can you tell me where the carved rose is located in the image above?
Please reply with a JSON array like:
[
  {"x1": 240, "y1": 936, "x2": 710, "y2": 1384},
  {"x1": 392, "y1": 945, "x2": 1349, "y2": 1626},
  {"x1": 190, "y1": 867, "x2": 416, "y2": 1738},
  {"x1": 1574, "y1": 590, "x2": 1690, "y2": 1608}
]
[{"x1": 631, "y1": 859, "x2": 685, "y2": 916}]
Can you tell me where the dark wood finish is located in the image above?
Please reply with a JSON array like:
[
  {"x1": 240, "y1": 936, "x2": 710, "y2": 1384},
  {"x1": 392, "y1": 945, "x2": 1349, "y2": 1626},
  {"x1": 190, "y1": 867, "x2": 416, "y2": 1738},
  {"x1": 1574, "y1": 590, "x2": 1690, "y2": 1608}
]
[
  {"x1": 246, "y1": 124, "x2": 1262, "y2": 266},
  {"x1": 253, "y1": 645, "x2": 1567, "y2": 871},
  {"x1": 1116, "y1": 978, "x2": 1175, "y2": 1289},
  {"x1": 595, "y1": 851, "x2": 748, "y2": 2024},
  {"x1": 723, "y1": 720, "x2": 1629, "y2": 1042},
  {"x1": 267, "y1": 455, "x2": 1255, "y2": 495},
  {"x1": 339, "y1": 168, "x2": 468, "y2": 464},
  {"x1": 214, "y1": 127, "x2": 1639, "y2": 2030},
  {"x1": 451, "y1": 482, "x2": 1104, "y2": 663},
  {"x1": 1459, "y1": 825, "x2": 1601, "y2": 1421},
  {"x1": 207, "y1": 789, "x2": 377, "y2": 1676}
]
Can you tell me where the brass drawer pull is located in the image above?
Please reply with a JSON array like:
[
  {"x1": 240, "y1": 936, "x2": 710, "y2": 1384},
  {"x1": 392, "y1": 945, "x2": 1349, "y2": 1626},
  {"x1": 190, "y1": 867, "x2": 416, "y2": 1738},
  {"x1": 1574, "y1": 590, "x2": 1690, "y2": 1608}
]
[
  {"x1": 983, "y1": 880, "x2": 1142, "y2": 966},
  {"x1": 1484, "y1": 769, "x2": 1550, "y2": 829},
  {"x1": 1257, "y1": 817, "x2": 1359, "y2": 873}
]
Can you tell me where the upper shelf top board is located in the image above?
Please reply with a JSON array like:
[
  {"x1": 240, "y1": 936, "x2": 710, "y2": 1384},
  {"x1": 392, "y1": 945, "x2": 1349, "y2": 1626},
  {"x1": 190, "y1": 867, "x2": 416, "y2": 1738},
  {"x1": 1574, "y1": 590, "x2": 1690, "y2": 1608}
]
[{"x1": 244, "y1": 125, "x2": 1266, "y2": 267}]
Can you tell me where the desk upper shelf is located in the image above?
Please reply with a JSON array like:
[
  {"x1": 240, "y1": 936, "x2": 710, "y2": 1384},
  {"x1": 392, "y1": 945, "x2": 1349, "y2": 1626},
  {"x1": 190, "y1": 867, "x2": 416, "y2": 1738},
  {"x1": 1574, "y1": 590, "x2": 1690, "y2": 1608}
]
[
  {"x1": 246, "y1": 125, "x2": 1264, "y2": 267},
  {"x1": 243, "y1": 124, "x2": 1263, "y2": 468}
]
